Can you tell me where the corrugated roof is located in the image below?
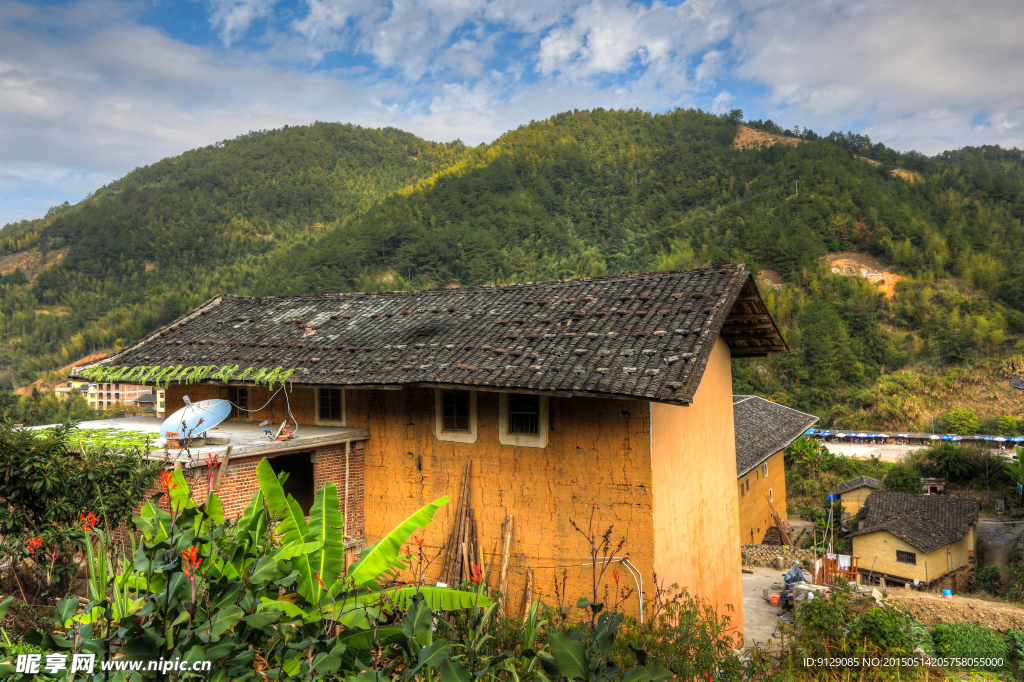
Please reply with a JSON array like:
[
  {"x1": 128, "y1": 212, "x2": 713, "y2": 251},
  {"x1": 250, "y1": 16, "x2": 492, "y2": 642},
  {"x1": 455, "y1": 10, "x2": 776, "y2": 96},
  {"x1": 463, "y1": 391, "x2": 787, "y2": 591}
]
[
  {"x1": 74, "y1": 267, "x2": 787, "y2": 405},
  {"x1": 836, "y1": 475, "x2": 881, "y2": 494},
  {"x1": 850, "y1": 491, "x2": 979, "y2": 554},
  {"x1": 733, "y1": 395, "x2": 819, "y2": 476}
]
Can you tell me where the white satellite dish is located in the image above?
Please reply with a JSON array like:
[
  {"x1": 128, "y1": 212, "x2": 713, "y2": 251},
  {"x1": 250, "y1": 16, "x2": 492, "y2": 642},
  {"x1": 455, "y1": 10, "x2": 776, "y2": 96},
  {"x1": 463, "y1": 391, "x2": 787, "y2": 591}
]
[{"x1": 160, "y1": 398, "x2": 233, "y2": 439}]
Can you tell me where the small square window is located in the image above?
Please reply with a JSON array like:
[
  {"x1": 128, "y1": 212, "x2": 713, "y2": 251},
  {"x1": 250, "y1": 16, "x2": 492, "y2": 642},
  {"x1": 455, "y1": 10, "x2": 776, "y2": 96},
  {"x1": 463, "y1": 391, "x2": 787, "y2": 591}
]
[
  {"x1": 442, "y1": 391, "x2": 471, "y2": 432},
  {"x1": 319, "y1": 388, "x2": 343, "y2": 421},
  {"x1": 896, "y1": 550, "x2": 916, "y2": 565},
  {"x1": 508, "y1": 394, "x2": 540, "y2": 435}
]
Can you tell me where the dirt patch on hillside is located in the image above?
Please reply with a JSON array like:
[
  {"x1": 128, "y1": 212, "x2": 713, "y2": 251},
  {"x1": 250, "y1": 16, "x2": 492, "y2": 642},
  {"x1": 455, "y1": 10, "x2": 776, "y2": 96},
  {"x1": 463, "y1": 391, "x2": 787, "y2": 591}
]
[
  {"x1": 890, "y1": 168, "x2": 918, "y2": 183},
  {"x1": 886, "y1": 590, "x2": 1024, "y2": 633},
  {"x1": 856, "y1": 156, "x2": 918, "y2": 183},
  {"x1": 733, "y1": 125, "x2": 803, "y2": 151},
  {"x1": 757, "y1": 268, "x2": 787, "y2": 290},
  {"x1": 0, "y1": 248, "x2": 67, "y2": 283},
  {"x1": 825, "y1": 252, "x2": 901, "y2": 299}
]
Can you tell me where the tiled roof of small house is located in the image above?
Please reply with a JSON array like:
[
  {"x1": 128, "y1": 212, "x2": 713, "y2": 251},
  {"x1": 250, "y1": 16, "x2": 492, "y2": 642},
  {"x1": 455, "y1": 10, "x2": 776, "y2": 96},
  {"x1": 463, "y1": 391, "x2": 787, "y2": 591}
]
[
  {"x1": 733, "y1": 395, "x2": 819, "y2": 476},
  {"x1": 1012, "y1": 375, "x2": 1024, "y2": 392},
  {"x1": 73, "y1": 266, "x2": 786, "y2": 404},
  {"x1": 836, "y1": 475, "x2": 881, "y2": 494},
  {"x1": 850, "y1": 491, "x2": 979, "y2": 554}
]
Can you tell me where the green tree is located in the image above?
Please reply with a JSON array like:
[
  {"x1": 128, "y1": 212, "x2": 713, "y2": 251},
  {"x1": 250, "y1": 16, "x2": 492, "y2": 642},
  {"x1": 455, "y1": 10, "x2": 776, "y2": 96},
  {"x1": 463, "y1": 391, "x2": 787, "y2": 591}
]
[
  {"x1": 882, "y1": 465, "x2": 923, "y2": 493},
  {"x1": 924, "y1": 443, "x2": 978, "y2": 482},
  {"x1": 941, "y1": 409, "x2": 981, "y2": 435}
]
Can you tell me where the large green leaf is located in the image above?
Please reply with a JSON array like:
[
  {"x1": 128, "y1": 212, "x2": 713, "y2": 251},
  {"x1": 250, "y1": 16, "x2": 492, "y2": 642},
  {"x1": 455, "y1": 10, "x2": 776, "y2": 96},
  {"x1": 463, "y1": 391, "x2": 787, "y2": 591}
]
[
  {"x1": 547, "y1": 632, "x2": 590, "y2": 680},
  {"x1": 392, "y1": 586, "x2": 493, "y2": 611},
  {"x1": 335, "y1": 626, "x2": 403, "y2": 649},
  {"x1": 347, "y1": 497, "x2": 448, "y2": 587},
  {"x1": 255, "y1": 459, "x2": 308, "y2": 543},
  {"x1": 0, "y1": 596, "x2": 13, "y2": 621},
  {"x1": 304, "y1": 482, "x2": 346, "y2": 604}
]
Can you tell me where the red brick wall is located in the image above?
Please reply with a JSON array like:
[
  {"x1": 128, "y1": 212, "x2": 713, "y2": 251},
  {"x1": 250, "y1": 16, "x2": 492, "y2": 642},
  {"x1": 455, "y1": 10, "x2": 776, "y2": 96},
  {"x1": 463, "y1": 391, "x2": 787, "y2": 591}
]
[{"x1": 122, "y1": 441, "x2": 367, "y2": 543}]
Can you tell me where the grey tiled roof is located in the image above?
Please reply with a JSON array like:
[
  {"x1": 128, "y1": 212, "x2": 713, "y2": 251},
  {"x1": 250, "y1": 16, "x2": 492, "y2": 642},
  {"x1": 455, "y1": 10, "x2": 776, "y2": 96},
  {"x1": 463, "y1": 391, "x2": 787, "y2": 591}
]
[
  {"x1": 850, "y1": 491, "x2": 979, "y2": 554},
  {"x1": 733, "y1": 395, "x2": 819, "y2": 476},
  {"x1": 74, "y1": 267, "x2": 786, "y2": 405},
  {"x1": 836, "y1": 475, "x2": 881, "y2": 494},
  {"x1": 1012, "y1": 376, "x2": 1024, "y2": 392}
]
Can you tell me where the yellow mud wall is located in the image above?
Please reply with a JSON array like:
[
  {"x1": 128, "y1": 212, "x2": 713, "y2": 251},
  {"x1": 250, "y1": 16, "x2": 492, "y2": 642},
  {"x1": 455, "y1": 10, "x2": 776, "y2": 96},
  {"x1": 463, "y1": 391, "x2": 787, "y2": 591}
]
[
  {"x1": 840, "y1": 486, "x2": 876, "y2": 516},
  {"x1": 346, "y1": 388, "x2": 655, "y2": 619},
  {"x1": 852, "y1": 530, "x2": 973, "y2": 582},
  {"x1": 650, "y1": 338, "x2": 743, "y2": 631},
  {"x1": 737, "y1": 450, "x2": 787, "y2": 544}
]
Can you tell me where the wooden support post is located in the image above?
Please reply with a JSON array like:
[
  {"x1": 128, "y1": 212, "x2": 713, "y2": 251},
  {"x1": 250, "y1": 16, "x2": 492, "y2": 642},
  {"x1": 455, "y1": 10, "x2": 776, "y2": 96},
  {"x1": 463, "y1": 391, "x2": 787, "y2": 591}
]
[
  {"x1": 522, "y1": 568, "x2": 533, "y2": 622},
  {"x1": 211, "y1": 445, "x2": 233, "y2": 492},
  {"x1": 498, "y1": 515, "x2": 513, "y2": 617}
]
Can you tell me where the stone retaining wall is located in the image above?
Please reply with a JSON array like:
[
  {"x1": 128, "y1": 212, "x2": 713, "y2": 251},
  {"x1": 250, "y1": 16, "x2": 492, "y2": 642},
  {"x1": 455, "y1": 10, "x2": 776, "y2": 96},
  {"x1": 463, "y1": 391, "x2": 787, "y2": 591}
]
[{"x1": 741, "y1": 544, "x2": 819, "y2": 570}]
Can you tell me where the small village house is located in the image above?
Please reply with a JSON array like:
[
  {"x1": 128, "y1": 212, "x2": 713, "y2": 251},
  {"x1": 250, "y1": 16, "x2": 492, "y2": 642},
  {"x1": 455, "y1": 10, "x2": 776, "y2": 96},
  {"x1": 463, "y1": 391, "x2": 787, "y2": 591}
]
[
  {"x1": 850, "y1": 491, "x2": 979, "y2": 592},
  {"x1": 733, "y1": 395, "x2": 817, "y2": 544},
  {"x1": 836, "y1": 476, "x2": 881, "y2": 516},
  {"x1": 74, "y1": 266, "x2": 787, "y2": 621}
]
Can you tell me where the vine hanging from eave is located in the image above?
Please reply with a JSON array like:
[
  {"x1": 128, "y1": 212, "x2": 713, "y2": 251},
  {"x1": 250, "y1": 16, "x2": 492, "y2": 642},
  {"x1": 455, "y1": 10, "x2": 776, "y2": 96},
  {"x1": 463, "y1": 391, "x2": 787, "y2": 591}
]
[{"x1": 79, "y1": 364, "x2": 296, "y2": 389}]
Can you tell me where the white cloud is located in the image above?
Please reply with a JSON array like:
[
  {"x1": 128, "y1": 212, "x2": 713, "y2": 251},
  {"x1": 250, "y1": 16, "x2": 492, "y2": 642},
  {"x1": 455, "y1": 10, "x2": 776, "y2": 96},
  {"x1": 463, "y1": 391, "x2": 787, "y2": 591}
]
[
  {"x1": 207, "y1": 0, "x2": 280, "y2": 45},
  {"x1": 2, "y1": 0, "x2": 1024, "y2": 225}
]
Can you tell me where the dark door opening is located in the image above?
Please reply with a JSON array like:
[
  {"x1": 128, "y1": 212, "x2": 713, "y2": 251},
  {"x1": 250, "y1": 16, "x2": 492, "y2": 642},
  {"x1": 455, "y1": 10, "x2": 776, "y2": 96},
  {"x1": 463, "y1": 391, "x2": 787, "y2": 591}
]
[{"x1": 268, "y1": 452, "x2": 315, "y2": 515}]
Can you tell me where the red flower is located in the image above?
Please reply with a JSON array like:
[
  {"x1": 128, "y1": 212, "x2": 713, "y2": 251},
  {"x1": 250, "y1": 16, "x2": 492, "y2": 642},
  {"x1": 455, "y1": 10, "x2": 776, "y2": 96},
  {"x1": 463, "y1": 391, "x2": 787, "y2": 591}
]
[
  {"x1": 470, "y1": 562, "x2": 482, "y2": 585},
  {"x1": 181, "y1": 546, "x2": 202, "y2": 577},
  {"x1": 612, "y1": 570, "x2": 619, "y2": 585},
  {"x1": 80, "y1": 511, "x2": 99, "y2": 534},
  {"x1": 160, "y1": 471, "x2": 177, "y2": 494},
  {"x1": 27, "y1": 538, "x2": 43, "y2": 553},
  {"x1": 204, "y1": 454, "x2": 218, "y2": 468},
  {"x1": 413, "y1": 535, "x2": 425, "y2": 548}
]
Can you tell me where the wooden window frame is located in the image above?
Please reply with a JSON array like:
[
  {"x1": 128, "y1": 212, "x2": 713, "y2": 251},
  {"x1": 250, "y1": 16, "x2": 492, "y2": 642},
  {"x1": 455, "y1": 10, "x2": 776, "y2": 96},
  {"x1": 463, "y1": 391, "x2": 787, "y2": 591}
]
[
  {"x1": 498, "y1": 393, "x2": 548, "y2": 448},
  {"x1": 896, "y1": 550, "x2": 916, "y2": 565},
  {"x1": 762, "y1": 462, "x2": 768, "y2": 478},
  {"x1": 435, "y1": 389, "x2": 477, "y2": 443},
  {"x1": 314, "y1": 387, "x2": 346, "y2": 426}
]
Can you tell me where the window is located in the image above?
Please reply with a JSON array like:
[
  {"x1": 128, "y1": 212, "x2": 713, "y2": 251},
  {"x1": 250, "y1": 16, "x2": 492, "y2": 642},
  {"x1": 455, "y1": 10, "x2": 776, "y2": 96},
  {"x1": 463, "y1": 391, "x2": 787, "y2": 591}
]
[
  {"x1": 740, "y1": 482, "x2": 746, "y2": 498},
  {"x1": 434, "y1": 390, "x2": 477, "y2": 442},
  {"x1": 769, "y1": 488, "x2": 773, "y2": 502},
  {"x1": 268, "y1": 452, "x2": 315, "y2": 514},
  {"x1": 442, "y1": 391, "x2": 471, "y2": 431},
  {"x1": 319, "y1": 388, "x2": 343, "y2": 421},
  {"x1": 508, "y1": 394, "x2": 540, "y2": 435},
  {"x1": 762, "y1": 462, "x2": 768, "y2": 478},
  {"x1": 498, "y1": 394, "x2": 548, "y2": 448},
  {"x1": 745, "y1": 479, "x2": 750, "y2": 492},
  {"x1": 896, "y1": 550, "x2": 916, "y2": 565},
  {"x1": 228, "y1": 386, "x2": 248, "y2": 419}
]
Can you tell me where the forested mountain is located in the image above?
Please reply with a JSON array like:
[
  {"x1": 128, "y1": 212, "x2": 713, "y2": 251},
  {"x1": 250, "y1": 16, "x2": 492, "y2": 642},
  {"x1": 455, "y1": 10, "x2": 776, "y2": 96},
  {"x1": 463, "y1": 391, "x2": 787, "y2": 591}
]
[{"x1": 4, "y1": 108, "x2": 1024, "y2": 429}]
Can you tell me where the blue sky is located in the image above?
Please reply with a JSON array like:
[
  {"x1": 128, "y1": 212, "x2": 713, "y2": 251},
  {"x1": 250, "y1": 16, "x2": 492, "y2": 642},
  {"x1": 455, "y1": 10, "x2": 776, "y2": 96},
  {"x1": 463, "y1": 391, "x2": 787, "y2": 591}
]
[{"x1": 1, "y1": 0, "x2": 1023, "y2": 227}]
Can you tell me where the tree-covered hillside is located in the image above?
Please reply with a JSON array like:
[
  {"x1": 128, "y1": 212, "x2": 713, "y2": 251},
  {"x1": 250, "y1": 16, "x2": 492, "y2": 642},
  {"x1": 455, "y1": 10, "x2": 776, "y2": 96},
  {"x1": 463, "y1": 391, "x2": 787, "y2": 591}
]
[
  {"x1": 3, "y1": 108, "x2": 1024, "y2": 428},
  {"x1": 0, "y1": 123, "x2": 466, "y2": 384}
]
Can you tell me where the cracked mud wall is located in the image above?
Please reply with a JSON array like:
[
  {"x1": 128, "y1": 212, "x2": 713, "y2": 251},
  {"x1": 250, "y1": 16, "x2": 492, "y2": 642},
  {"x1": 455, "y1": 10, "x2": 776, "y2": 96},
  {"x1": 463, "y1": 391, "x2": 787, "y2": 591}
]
[
  {"x1": 347, "y1": 387, "x2": 655, "y2": 618},
  {"x1": 651, "y1": 338, "x2": 744, "y2": 626}
]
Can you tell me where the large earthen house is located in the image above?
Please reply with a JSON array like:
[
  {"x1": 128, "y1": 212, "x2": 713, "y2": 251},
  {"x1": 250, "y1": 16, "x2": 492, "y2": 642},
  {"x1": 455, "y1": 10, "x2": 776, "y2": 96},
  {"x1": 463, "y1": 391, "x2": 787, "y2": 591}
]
[
  {"x1": 733, "y1": 395, "x2": 818, "y2": 545},
  {"x1": 74, "y1": 265, "x2": 786, "y2": 624}
]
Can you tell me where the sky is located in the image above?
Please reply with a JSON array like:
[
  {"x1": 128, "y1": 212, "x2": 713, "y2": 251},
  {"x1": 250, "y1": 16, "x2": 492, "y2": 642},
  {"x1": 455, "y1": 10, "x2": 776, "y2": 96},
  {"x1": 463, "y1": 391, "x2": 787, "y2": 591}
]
[{"x1": 1, "y1": 0, "x2": 1023, "y2": 227}]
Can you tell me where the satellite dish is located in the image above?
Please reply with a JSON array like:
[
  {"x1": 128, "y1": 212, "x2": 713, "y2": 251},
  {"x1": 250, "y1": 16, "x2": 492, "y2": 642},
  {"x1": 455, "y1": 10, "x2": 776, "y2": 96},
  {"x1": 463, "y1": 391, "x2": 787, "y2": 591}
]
[{"x1": 160, "y1": 399, "x2": 233, "y2": 439}]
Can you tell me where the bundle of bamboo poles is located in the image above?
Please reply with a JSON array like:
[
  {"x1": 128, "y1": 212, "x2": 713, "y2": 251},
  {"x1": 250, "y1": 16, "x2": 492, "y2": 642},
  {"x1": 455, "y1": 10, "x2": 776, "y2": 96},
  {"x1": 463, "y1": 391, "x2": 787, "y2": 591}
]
[{"x1": 440, "y1": 460, "x2": 482, "y2": 586}]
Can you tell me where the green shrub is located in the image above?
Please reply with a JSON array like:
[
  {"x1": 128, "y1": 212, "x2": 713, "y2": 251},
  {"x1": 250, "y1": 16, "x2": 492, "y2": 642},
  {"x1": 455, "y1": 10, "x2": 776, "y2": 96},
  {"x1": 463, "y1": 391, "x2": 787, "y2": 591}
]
[
  {"x1": 942, "y1": 409, "x2": 982, "y2": 435},
  {"x1": 932, "y1": 623, "x2": 1009, "y2": 669},
  {"x1": 847, "y1": 607, "x2": 916, "y2": 654},
  {"x1": 977, "y1": 566, "x2": 1003, "y2": 595},
  {"x1": 883, "y1": 465, "x2": 924, "y2": 493}
]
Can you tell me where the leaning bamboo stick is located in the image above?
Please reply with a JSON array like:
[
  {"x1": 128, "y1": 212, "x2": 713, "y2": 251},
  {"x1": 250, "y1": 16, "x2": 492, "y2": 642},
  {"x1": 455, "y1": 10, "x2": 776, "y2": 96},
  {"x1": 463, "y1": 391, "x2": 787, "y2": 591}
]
[
  {"x1": 498, "y1": 515, "x2": 513, "y2": 617},
  {"x1": 522, "y1": 568, "x2": 534, "y2": 621}
]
